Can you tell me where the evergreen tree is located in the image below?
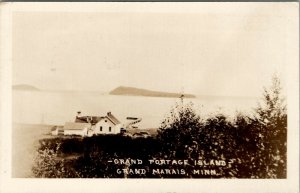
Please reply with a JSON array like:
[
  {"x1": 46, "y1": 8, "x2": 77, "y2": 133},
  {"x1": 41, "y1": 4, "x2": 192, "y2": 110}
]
[
  {"x1": 253, "y1": 75, "x2": 287, "y2": 178},
  {"x1": 157, "y1": 102, "x2": 203, "y2": 159}
]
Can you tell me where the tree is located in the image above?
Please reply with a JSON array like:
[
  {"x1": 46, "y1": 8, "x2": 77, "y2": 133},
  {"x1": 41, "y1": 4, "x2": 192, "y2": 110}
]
[
  {"x1": 157, "y1": 102, "x2": 203, "y2": 159},
  {"x1": 253, "y1": 75, "x2": 287, "y2": 178}
]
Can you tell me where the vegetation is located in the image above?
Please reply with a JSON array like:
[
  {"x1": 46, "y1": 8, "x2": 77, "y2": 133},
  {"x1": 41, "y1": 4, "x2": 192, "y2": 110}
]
[
  {"x1": 32, "y1": 76, "x2": 287, "y2": 178},
  {"x1": 251, "y1": 76, "x2": 287, "y2": 178}
]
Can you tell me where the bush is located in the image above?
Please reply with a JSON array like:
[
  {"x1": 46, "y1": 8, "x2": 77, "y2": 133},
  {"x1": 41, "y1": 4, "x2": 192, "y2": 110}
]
[{"x1": 32, "y1": 142, "x2": 80, "y2": 178}]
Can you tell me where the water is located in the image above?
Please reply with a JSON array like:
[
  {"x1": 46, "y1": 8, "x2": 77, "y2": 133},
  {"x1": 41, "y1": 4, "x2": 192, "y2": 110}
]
[{"x1": 12, "y1": 90, "x2": 258, "y2": 128}]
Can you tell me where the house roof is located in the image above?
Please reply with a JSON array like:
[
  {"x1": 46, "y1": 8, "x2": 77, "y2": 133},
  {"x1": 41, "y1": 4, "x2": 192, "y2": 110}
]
[
  {"x1": 74, "y1": 112, "x2": 121, "y2": 125},
  {"x1": 64, "y1": 122, "x2": 91, "y2": 130},
  {"x1": 107, "y1": 112, "x2": 121, "y2": 125}
]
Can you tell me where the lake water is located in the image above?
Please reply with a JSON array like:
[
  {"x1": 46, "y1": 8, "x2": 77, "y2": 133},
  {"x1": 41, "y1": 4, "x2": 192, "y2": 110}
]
[{"x1": 13, "y1": 90, "x2": 258, "y2": 128}]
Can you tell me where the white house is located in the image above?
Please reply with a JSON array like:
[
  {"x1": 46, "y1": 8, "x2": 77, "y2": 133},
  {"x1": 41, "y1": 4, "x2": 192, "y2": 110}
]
[{"x1": 92, "y1": 112, "x2": 124, "y2": 135}]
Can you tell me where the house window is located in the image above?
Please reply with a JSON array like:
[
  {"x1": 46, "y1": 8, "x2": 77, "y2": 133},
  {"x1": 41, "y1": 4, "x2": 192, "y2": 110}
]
[
  {"x1": 100, "y1": 126, "x2": 102, "y2": 131},
  {"x1": 109, "y1": 127, "x2": 111, "y2": 132},
  {"x1": 105, "y1": 120, "x2": 107, "y2": 122}
]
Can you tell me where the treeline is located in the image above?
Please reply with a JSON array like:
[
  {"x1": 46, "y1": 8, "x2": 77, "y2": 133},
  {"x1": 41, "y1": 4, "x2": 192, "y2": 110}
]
[{"x1": 32, "y1": 76, "x2": 287, "y2": 178}]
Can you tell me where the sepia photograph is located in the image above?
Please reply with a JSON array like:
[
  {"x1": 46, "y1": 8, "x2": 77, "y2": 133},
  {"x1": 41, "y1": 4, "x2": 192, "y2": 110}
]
[{"x1": 0, "y1": 2, "x2": 299, "y2": 193}]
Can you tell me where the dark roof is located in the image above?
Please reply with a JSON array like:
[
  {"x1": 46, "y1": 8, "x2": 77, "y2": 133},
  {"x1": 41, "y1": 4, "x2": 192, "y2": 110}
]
[
  {"x1": 91, "y1": 116, "x2": 104, "y2": 124},
  {"x1": 75, "y1": 116, "x2": 104, "y2": 125}
]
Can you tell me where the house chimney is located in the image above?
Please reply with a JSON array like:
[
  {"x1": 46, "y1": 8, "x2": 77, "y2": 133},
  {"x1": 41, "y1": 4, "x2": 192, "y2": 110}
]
[
  {"x1": 107, "y1": 112, "x2": 111, "y2": 116},
  {"x1": 77, "y1": 111, "x2": 81, "y2": 118}
]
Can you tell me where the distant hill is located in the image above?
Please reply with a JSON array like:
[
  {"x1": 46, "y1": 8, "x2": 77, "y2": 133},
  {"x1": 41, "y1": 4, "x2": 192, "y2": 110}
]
[
  {"x1": 110, "y1": 86, "x2": 195, "y2": 98},
  {"x1": 12, "y1": 84, "x2": 40, "y2": 91}
]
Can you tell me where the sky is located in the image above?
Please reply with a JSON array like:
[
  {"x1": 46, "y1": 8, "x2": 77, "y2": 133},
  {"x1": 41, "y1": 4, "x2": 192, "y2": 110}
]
[{"x1": 12, "y1": 3, "x2": 295, "y2": 97}]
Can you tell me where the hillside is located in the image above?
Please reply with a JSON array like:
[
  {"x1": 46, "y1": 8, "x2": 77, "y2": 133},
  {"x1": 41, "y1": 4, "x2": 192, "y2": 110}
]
[
  {"x1": 12, "y1": 84, "x2": 40, "y2": 91},
  {"x1": 109, "y1": 86, "x2": 195, "y2": 98}
]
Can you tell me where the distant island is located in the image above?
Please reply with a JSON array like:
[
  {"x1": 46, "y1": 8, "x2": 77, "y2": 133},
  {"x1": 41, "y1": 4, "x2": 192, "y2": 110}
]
[
  {"x1": 110, "y1": 86, "x2": 196, "y2": 98},
  {"x1": 12, "y1": 84, "x2": 40, "y2": 91}
]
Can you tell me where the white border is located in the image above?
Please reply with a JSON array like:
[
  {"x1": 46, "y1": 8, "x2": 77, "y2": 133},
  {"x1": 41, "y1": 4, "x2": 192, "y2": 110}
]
[{"x1": 0, "y1": 2, "x2": 299, "y2": 193}]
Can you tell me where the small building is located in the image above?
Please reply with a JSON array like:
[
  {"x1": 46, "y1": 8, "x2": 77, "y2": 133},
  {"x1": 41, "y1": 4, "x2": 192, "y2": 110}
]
[
  {"x1": 51, "y1": 126, "x2": 64, "y2": 135},
  {"x1": 63, "y1": 122, "x2": 91, "y2": 137}
]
